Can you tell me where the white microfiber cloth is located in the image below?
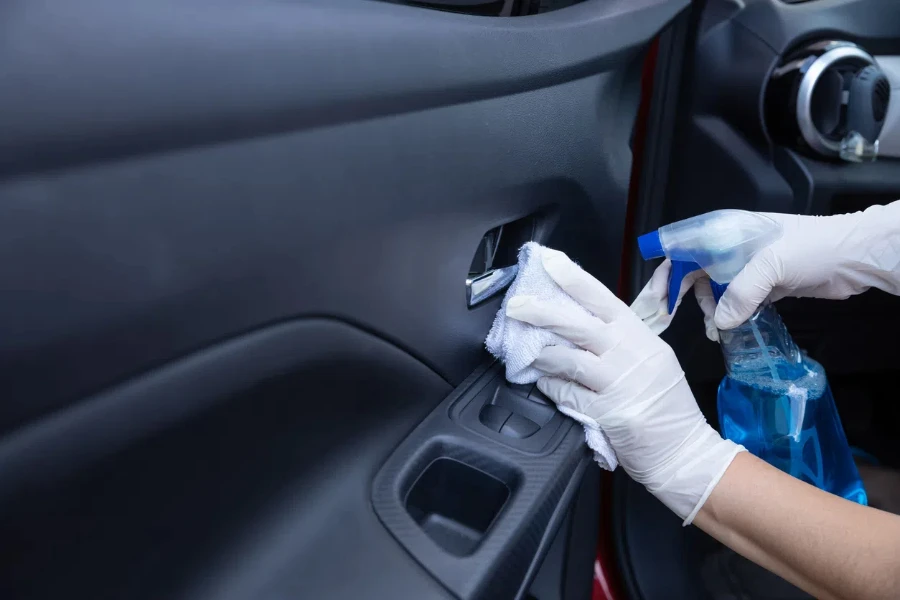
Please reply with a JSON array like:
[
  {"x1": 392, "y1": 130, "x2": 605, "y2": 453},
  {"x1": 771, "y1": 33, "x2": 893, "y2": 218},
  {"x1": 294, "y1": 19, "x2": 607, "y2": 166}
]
[{"x1": 485, "y1": 242, "x2": 618, "y2": 470}]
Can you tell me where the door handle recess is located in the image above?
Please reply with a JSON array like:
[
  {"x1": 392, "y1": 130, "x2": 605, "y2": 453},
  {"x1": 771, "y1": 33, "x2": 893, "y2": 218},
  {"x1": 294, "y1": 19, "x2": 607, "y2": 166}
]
[
  {"x1": 466, "y1": 265, "x2": 518, "y2": 307},
  {"x1": 466, "y1": 215, "x2": 537, "y2": 307}
]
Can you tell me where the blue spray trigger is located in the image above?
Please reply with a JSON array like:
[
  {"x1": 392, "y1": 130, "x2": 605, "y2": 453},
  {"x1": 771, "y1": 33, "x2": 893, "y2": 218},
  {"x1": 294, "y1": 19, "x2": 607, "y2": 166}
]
[
  {"x1": 710, "y1": 280, "x2": 729, "y2": 303},
  {"x1": 668, "y1": 264, "x2": 730, "y2": 314},
  {"x1": 668, "y1": 260, "x2": 702, "y2": 314},
  {"x1": 638, "y1": 230, "x2": 727, "y2": 313}
]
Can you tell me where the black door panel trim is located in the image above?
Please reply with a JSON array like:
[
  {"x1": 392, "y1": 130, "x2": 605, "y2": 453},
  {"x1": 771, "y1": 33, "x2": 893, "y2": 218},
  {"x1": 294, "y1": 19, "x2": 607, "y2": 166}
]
[
  {"x1": 0, "y1": 317, "x2": 456, "y2": 599},
  {"x1": 0, "y1": 76, "x2": 640, "y2": 430},
  {"x1": 0, "y1": 317, "x2": 448, "y2": 505},
  {"x1": 373, "y1": 362, "x2": 591, "y2": 600},
  {"x1": 0, "y1": 0, "x2": 687, "y2": 175}
]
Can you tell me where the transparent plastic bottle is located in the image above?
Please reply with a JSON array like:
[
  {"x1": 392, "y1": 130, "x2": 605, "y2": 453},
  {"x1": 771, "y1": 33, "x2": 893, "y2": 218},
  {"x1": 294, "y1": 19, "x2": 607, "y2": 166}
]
[
  {"x1": 638, "y1": 209, "x2": 868, "y2": 502},
  {"x1": 717, "y1": 303, "x2": 867, "y2": 504}
]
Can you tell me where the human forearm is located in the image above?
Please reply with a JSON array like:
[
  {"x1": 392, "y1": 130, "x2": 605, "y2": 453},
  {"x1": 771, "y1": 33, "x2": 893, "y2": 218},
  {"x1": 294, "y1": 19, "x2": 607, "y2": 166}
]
[{"x1": 695, "y1": 452, "x2": 900, "y2": 600}]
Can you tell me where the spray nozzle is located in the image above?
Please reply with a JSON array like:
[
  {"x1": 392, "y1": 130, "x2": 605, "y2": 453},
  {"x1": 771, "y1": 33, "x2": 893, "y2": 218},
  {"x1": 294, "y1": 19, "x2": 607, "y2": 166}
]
[
  {"x1": 638, "y1": 230, "x2": 704, "y2": 313},
  {"x1": 637, "y1": 210, "x2": 783, "y2": 314}
]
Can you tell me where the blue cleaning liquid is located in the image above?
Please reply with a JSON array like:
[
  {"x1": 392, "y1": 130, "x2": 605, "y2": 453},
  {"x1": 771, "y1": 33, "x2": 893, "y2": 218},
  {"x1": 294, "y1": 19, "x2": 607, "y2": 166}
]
[{"x1": 716, "y1": 306, "x2": 867, "y2": 504}]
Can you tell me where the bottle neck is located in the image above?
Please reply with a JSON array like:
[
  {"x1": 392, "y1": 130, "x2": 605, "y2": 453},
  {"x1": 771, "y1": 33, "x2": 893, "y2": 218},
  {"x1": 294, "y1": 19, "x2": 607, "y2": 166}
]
[{"x1": 718, "y1": 303, "x2": 803, "y2": 378}]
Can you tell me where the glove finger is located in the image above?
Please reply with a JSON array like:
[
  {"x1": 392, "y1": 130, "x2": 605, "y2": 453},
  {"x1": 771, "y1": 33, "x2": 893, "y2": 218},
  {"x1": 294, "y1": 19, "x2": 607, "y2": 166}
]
[
  {"x1": 714, "y1": 247, "x2": 780, "y2": 330},
  {"x1": 539, "y1": 247, "x2": 628, "y2": 322},
  {"x1": 532, "y1": 344, "x2": 632, "y2": 393},
  {"x1": 634, "y1": 262, "x2": 706, "y2": 335},
  {"x1": 505, "y1": 295, "x2": 618, "y2": 355},
  {"x1": 536, "y1": 376, "x2": 600, "y2": 422},
  {"x1": 693, "y1": 277, "x2": 719, "y2": 342},
  {"x1": 630, "y1": 259, "x2": 672, "y2": 321}
]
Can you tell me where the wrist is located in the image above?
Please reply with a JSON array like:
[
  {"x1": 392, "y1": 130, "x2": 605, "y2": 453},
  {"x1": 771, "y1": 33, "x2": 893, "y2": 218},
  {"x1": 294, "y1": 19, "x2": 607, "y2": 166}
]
[
  {"x1": 598, "y1": 375, "x2": 745, "y2": 524},
  {"x1": 641, "y1": 420, "x2": 745, "y2": 525}
]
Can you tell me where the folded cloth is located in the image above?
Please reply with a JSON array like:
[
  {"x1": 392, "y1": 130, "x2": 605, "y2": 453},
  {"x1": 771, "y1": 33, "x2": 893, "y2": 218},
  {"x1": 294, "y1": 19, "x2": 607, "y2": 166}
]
[{"x1": 485, "y1": 242, "x2": 618, "y2": 470}]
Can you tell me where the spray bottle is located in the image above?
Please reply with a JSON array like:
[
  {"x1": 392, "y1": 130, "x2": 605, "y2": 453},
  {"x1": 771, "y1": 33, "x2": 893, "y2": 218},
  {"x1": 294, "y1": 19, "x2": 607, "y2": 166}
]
[{"x1": 638, "y1": 210, "x2": 866, "y2": 504}]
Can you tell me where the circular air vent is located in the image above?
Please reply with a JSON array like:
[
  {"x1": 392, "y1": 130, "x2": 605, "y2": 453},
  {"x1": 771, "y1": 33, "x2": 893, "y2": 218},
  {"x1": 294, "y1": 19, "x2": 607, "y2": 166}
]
[
  {"x1": 809, "y1": 68, "x2": 843, "y2": 137},
  {"x1": 796, "y1": 45, "x2": 877, "y2": 155},
  {"x1": 766, "y1": 40, "x2": 892, "y2": 159}
]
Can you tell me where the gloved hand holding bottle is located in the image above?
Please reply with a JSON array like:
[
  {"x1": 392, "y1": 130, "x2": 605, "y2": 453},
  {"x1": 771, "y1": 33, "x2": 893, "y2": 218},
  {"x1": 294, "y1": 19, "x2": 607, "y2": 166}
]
[
  {"x1": 505, "y1": 233, "x2": 900, "y2": 600},
  {"x1": 699, "y1": 201, "x2": 900, "y2": 338}
]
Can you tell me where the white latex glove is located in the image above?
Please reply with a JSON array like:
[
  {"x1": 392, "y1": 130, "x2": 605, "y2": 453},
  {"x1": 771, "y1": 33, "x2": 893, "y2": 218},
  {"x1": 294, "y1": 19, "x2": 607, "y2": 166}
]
[
  {"x1": 630, "y1": 259, "x2": 718, "y2": 339},
  {"x1": 714, "y1": 202, "x2": 900, "y2": 331},
  {"x1": 506, "y1": 248, "x2": 745, "y2": 524}
]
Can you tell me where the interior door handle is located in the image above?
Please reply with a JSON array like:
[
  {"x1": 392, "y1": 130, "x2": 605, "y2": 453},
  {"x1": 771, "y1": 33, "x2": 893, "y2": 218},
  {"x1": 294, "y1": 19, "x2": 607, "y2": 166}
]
[{"x1": 466, "y1": 265, "x2": 518, "y2": 307}]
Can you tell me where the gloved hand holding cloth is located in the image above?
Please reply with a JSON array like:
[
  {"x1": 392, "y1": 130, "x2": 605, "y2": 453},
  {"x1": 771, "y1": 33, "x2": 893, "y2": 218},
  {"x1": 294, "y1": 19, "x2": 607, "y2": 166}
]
[{"x1": 489, "y1": 244, "x2": 743, "y2": 524}]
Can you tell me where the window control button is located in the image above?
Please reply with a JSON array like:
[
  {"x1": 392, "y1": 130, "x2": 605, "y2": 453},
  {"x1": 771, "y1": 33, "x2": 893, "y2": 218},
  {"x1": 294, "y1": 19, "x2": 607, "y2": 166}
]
[
  {"x1": 506, "y1": 382, "x2": 534, "y2": 397},
  {"x1": 479, "y1": 405, "x2": 512, "y2": 432},
  {"x1": 499, "y1": 414, "x2": 541, "y2": 439},
  {"x1": 528, "y1": 386, "x2": 552, "y2": 405}
]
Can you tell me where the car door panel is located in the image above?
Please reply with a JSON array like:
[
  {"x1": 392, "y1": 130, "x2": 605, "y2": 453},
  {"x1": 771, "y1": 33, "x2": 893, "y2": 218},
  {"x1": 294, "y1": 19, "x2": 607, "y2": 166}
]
[
  {"x1": 1, "y1": 0, "x2": 686, "y2": 429},
  {"x1": 1, "y1": 319, "x2": 453, "y2": 599},
  {"x1": 0, "y1": 0, "x2": 688, "y2": 597}
]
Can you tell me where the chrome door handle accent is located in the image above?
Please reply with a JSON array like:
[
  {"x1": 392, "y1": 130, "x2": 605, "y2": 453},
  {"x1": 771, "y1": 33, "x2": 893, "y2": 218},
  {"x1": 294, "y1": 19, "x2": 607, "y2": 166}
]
[{"x1": 466, "y1": 265, "x2": 518, "y2": 307}]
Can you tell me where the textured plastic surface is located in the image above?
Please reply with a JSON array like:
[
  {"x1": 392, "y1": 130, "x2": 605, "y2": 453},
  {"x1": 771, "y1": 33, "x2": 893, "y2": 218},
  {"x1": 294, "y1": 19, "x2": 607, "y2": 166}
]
[
  {"x1": 717, "y1": 305, "x2": 867, "y2": 503},
  {"x1": 527, "y1": 463, "x2": 600, "y2": 600},
  {"x1": 406, "y1": 458, "x2": 511, "y2": 557},
  {"x1": 373, "y1": 364, "x2": 590, "y2": 600}
]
